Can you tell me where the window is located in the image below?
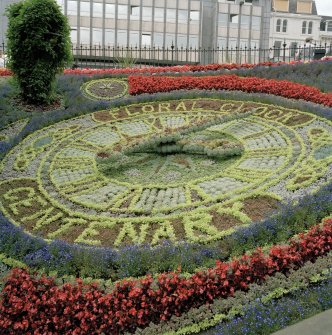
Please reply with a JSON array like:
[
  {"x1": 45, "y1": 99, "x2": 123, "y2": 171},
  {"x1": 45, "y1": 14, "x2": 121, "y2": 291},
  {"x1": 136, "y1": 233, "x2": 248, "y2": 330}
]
[
  {"x1": 302, "y1": 21, "x2": 307, "y2": 34},
  {"x1": 230, "y1": 14, "x2": 239, "y2": 24},
  {"x1": 92, "y1": 28, "x2": 102, "y2": 45},
  {"x1": 178, "y1": 10, "x2": 188, "y2": 24},
  {"x1": 245, "y1": 0, "x2": 253, "y2": 3},
  {"x1": 105, "y1": 29, "x2": 115, "y2": 45},
  {"x1": 189, "y1": 35, "x2": 198, "y2": 49},
  {"x1": 274, "y1": 0, "x2": 289, "y2": 12},
  {"x1": 80, "y1": 27, "x2": 90, "y2": 45},
  {"x1": 328, "y1": 22, "x2": 332, "y2": 32},
  {"x1": 167, "y1": 9, "x2": 176, "y2": 23},
  {"x1": 290, "y1": 42, "x2": 298, "y2": 57},
  {"x1": 177, "y1": 35, "x2": 187, "y2": 48},
  {"x1": 67, "y1": 0, "x2": 77, "y2": 15},
  {"x1": 130, "y1": 6, "x2": 140, "y2": 19},
  {"x1": 297, "y1": 1, "x2": 312, "y2": 14},
  {"x1": 228, "y1": 39, "x2": 237, "y2": 49},
  {"x1": 105, "y1": 4, "x2": 115, "y2": 19},
  {"x1": 93, "y1": 3, "x2": 103, "y2": 18},
  {"x1": 142, "y1": 33, "x2": 151, "y2": 47},
  {"x1": 70, "y1": 28, "x2": 77, "y2": 44},
  {"x1": 273, "y1": 40, "x2": 282, "y2": 58},
  {"x1": 190, "y1": 11, "x2": 199, "y2": 21},
  {"x1": 308, "y1": 21, "x2": 313, "y2": 34},
  {"x1": 80, "y1": 1, "x2": 90, "y2": 17},
  {"x1": 282, "y1": 19, "x2": 287, "y2": 33},
  {"x1": 165, "y1": 34, "x2": 175, "y2": 47},
  {"x1": 142, "y1": 7, "x2": 152, "y2": 21},
  {"x1": 252, "y1": 16, "x2": 261, "y2": 30},
  {"x1": 218, "y1": 13, "x2": 228, "y2": 26},
  {"x1": 276, "y1": 19, "x2": 281, "y2": 32},
  {"x1": 154, "y1": 8, "x2": 164, "y2": 22},
  {"x1": 241, "y1": 15, "x2": 250, "y2": 27},
  {"x1": 153, "y1": 33, "x2": 164, "y2": 47},
  {"x1": 218, "y1": 38, "x2": 227, "y2": 49},
  {"x1": 118, "y1": 5, "x2": 128, "y2": 19},
  {"x1": 129, "y1": 31, "x2": 139, "y2": 46},
  {"x1": 117, "y1": 30, "x2": 127, "y2": 46}
]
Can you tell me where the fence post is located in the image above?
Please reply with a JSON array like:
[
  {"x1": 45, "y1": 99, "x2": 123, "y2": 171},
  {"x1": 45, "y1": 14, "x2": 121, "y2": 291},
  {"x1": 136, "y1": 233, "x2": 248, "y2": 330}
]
[
  {"x1": 283, "y1": 41, "x2": 287, "y2": 62},
  {"x1": 171, "y1": 42, "x2": 174, "y2": 64}
]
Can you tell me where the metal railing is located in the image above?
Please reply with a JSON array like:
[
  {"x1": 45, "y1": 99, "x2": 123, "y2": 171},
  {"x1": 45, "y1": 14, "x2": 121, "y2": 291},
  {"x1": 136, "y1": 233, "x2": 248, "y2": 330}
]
[{"x1": 1, "y1": 42, "x2": 331, "y2": 69}]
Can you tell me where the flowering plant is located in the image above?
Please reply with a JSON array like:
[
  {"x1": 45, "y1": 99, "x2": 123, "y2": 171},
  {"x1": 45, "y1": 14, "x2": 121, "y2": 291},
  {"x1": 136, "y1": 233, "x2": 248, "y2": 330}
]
[
  {"x1": 128, "y1": 75, "x2": 332, "y2": 107},
  {"x1": 0, "y1": 60, "x2": 323, "y2": 77},
  {"x1": 0, "y1": 218, "x2": 331, "y2": 334}
]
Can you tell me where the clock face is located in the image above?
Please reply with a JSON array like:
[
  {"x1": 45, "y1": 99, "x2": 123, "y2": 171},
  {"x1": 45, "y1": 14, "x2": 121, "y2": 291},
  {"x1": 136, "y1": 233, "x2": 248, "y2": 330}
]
[
  {"x1": 81, "y1": 78, "x2": 128, "y2": 100},
  {"x1": 1, "y1": 98, "x2": 332, "y2": 248}
]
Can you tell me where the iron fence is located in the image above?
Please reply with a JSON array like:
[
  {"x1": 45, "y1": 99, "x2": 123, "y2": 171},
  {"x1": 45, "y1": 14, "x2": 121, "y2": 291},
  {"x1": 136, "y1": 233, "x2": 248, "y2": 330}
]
[{"x1": 1, "y1": 42, "x2": 331, "y2": 70}]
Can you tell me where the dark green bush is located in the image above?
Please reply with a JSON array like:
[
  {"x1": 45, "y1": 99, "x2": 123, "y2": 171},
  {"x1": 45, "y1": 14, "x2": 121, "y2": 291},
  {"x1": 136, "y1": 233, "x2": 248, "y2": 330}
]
[{"x1": 6, "y1": 0, "x2": 72, "y2": 104}]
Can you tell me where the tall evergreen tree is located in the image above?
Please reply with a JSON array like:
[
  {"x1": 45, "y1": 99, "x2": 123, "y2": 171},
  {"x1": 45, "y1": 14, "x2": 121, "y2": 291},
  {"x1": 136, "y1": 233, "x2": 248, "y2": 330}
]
[{"x1": 6, "y1": 0, "x2": 72, "y2": 104}]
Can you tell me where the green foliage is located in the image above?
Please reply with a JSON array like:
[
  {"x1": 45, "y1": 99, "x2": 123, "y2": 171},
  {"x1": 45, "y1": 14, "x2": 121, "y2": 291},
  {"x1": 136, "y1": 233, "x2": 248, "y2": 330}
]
[{"x1": 6, "y1": 0, "x2": 72, "y2": 104}]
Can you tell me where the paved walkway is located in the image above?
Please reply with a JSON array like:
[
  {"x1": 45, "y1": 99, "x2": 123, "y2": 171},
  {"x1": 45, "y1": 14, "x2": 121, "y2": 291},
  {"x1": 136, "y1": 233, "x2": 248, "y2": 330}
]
[{"x1": 272, "y1": 309, "x2": 332, "y2": 335}]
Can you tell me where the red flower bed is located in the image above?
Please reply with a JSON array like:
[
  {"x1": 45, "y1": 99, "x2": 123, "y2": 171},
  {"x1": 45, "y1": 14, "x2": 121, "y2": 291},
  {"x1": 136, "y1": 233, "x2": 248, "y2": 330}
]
[
  {"x1": 0, "y1": 218, "x2": 331, "y2": 334},
  {"x1": 0, "y1": 61, "x2": 291, "y2": 77},
  {"x1": 128, "y1": 74, "x2": 332, "y2": 107},
  {"x1": 0, "y1": 68, "x2": 11, "y2": 77}
]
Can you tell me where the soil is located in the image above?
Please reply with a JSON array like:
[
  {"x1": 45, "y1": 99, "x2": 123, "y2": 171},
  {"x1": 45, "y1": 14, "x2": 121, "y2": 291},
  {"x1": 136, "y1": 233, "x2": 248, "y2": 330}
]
[
  {"x1": 171, "y1": 218, "x2": 186, "y2": 239},
  {"x1": 97, "y1": 225, "x2": 121, "y2": 246},
  {"x1": 12, "y1": 96, "x2": 62, "y2": 113},
  {"x1": 209, "y1": 210, "x2": 243, "y2": 230},
  {"x1": 93, "y1": 111, "x2": 115, "y2": 122},
  {"x1": 311, "y1": 129, "x2": 324, "y2": 136},
  {"x1": 119, "y1": 194, "x2": 136, "y2": 209},
  {"x1": 285, "y1": 114, "x2": 314, "y2": 126},
  {"x1": 190, "y1": 190, "x2": 202, "y2": 202},
  {"x1": 293, "y1": 176, "x2": 311, "y2": 184},
  {"x1": 242, "y1": 196, "x2": 279, "y2": 222}
]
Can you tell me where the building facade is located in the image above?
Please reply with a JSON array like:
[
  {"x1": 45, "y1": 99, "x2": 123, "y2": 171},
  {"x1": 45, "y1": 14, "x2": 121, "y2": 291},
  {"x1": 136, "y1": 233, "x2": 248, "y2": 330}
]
[
  {"x1": 269, "y1": 0, "x2": 321, "y2": 59},
  {"x1": 2, "y1": 0, "x2": 328, "y2": 64},
  {"x1": 1, "y1": 0, "x2": 20, "y2": 47},
  {"x1": 320, "y1": 16, "x2": 332, "y2": 47},
  {"x1": 54, "y1": 0, "x2": 271, "y2": 48}
]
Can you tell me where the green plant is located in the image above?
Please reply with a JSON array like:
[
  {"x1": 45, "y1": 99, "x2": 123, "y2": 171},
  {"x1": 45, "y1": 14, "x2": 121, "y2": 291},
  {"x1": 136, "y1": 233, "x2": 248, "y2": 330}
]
[
  {"x1": 6, "y1": 0, "x2": 72, "y2": 104},
  {"x1": 115, "y1": 50, "x2": 137, "y2": 68}
]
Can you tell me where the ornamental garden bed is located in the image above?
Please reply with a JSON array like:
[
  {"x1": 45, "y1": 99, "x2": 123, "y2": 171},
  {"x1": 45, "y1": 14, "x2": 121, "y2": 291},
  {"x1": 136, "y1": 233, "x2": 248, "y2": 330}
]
[{"x1": 0, "y1": 61, "x2": 332, "y2": 334}]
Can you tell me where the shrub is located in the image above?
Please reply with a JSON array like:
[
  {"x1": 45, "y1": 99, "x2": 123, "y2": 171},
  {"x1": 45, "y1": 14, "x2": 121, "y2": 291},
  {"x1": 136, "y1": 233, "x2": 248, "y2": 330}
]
[{"x1": 6, "y1": 0, "x2": 72, "y2": 104}]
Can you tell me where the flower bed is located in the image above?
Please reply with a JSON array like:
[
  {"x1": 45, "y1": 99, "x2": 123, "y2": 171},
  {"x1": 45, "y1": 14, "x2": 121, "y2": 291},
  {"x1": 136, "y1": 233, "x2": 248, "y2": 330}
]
[
  {"x1": 3, "y1": 60, "x2": 328, "y2": 78},
  {"x1": 0, "y1": 218, "x2": 331, "y2": 334},
  {"x1": 1, "y1": 61, "x2": 332, "y2": 334},
  {"x1": 0, "y1": 61, "x2": 283, "y2": 77},
  {"x1": 1, "y1": 98, "x2": 332, "y2": 252},
  {"x1": 128, "y1": 75, "x2": 332, "y2": 107}
]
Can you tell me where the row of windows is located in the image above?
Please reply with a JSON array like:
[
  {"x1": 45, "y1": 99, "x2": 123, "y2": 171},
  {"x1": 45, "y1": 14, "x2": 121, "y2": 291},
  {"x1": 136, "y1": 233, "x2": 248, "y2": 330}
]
[
  {"x1": 71, "y1": 28, "x2": 199, "y2": 48},
  {"x1": 226, "y1": 0, "x2": 254, "y2": 3},
  {"x1": 275, "y1": 19, "x2": 314, "y2": 35},
  {"x1": 218, "y1": 13, "x2": 261, "y2": 30},
  {"x1": 272, "y1": 41, "x2": 316, "y2": 58},
  {"x1": 66, "y1": 1, "x2": 199, "y2": 22}
]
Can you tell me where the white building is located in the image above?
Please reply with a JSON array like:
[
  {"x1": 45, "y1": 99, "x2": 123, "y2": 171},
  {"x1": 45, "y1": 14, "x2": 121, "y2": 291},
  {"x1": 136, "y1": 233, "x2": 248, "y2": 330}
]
[
  {"x1": 269, "y1": 0, "x2": 321, "y2": 59},
  {"x1": 320, "y1": 16, "x2": 332, "y2": 47}
]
